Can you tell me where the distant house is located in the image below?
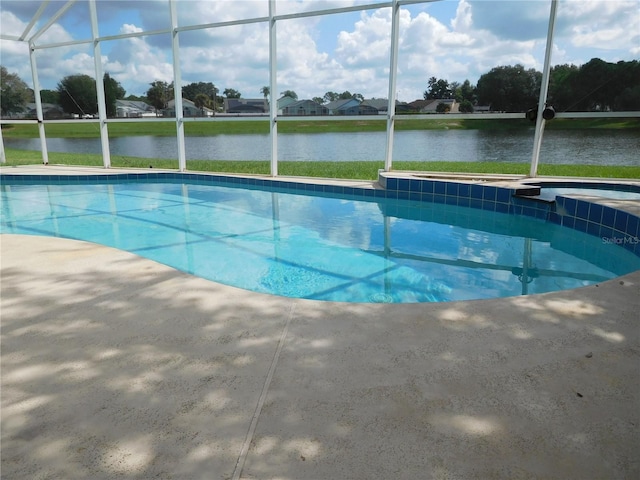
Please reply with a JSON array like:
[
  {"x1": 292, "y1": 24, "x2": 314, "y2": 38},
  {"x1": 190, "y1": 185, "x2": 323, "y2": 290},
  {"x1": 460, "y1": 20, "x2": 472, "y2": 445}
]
[
  {"x1": 395, "y1": 101, "x2": 413, "y2": 113},
  {"x1": 165, "y1": 98, "x2": 214, "y2": 117},
  {"x1": 115, "y1": 99, "x2": 155, "y2": 118},
  {"x1": 277, "y1": 96, "x2": 298, "y2": 114},
  {"x1": 24, "y1": 102, "x2": 66, "y2": 119},
  {"x1": 224, "y1": 98, "x2": 268, "y2": 114},
  {"x1": 407, "y1": 98, "x2": 459, "y2": 113},
  {"x1": 326, "y1": 98, "x2": 361, "y2": 115},
  {"x1": 280, "y1": 99, "x2": 328, "y2": 116},
  {"x1": 358, "y1": 102, "x2": 380, "y2": 115},
  {"x1": 409, "y1": 100, "x2": 435, "y2": 113},
  {"x1": 360, "y1": 99, "x2": 388, "y2": 115}
]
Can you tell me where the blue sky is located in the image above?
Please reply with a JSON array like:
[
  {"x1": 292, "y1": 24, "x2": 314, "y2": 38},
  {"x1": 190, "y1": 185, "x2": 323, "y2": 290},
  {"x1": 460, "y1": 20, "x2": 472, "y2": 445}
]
[{"x1": 1, "y1": 0, "x2": 638, "y2": 102}]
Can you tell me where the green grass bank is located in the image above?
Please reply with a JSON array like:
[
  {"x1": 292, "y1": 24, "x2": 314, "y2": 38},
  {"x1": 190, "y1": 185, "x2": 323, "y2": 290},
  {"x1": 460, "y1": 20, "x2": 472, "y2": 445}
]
[
  {"x1": 2, "y1": 117, "x2": 639, "y2": 138},
  {"x1": 3, "y1": 148, "x2": 639, "y2": 180}
]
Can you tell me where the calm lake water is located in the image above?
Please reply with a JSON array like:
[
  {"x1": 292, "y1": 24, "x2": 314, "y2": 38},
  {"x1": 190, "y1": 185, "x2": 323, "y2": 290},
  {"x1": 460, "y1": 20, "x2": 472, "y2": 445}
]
[{"x1": 5, "y1": 129, "x2": 639, "y2": 165}]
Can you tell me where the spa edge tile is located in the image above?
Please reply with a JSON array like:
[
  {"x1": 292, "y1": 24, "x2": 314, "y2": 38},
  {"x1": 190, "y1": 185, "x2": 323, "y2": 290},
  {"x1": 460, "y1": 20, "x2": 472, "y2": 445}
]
[
  {"x1": 482, "y1": 187, "x2": 499, "y2": 202},
  {"x1": 574, "y1": 218, "x2": 588, "y2": 232},
  {"x1": 576, "y1": 201, "x2": 591, "y2": 220},
  {"x1": 470, "y1": 184, "x2": 484, "y2": 200},
  {"x1": 614, "y1": 211, "x2": 628, "y2": 232}
]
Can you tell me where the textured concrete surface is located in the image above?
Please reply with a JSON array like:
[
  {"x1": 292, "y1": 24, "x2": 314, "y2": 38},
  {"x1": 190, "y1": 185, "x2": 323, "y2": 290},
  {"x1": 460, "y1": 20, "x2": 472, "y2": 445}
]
[{"x1": 2, "y1": 233, "x2": 639, "y2": 479}]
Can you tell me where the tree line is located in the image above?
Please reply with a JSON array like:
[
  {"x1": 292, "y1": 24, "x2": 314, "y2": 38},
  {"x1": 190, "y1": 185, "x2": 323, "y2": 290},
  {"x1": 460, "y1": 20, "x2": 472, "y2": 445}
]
[
  {"x1": 2, "y1": 57, "x2": 638, "y2": 118},
  {"x1": 424, "y1": 58, "x2": 640, "y2": 113}
]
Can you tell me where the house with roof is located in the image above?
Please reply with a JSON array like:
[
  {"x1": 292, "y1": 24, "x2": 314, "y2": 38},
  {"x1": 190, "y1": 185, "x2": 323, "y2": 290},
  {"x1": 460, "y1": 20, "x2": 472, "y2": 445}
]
[
  {"x1": 280, "y1": 99, "x2": 328, "y2": 116},
  {"x1": 165, "y1": 98, "x2": 215, "y2": 117},
  {"x1": 224, "y1": 98, "x2": 268, "y2": 114},
  {"x1": 360, "y1": 99, "x2": 388, "y2": 115},
  {"x1": 115, "y1": 99, "x2": 155, "y2": 118},
  {"x1": 276, "y1": 96, "x2": 298, "y2": 114},
  {"x1": 23, "y1": 102, "x2": 65, "y2": 119},
  {"x1": 326, "y1": 98, "x2": 361, "y2": 115},
  {"x1": 408, "y1": 98, "x2": 459, "y2": 113},
  {"x1": 358, "y1": 103, "x2": 380, "y2": 115}
]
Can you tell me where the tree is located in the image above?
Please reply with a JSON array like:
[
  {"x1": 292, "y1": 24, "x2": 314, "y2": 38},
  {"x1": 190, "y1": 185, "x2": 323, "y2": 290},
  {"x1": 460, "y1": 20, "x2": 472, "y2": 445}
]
[
  {"x1": 476, "y1": 65, "x2": 541, "y2": 112},
  {"x1": 260, "y1": 86, "x2": 270, "y2": 100},
  {"x1": 1, "y1": 66, "x2": 32, "y2": 116},
  {"x1": 547, "y1": 63, "x2": 579, "y2": 111},
  {"x1": 459, "y1": 80, "x2": 476, "y2": 104},
  {"x1": 146, "y1": 80, "x2": 173, "y2": 115},
  {"x1": 337, "y1": 90, "x2": 364, "y2": 101},
  {"x1": 323, "y1": 91, "x2": 339, "y2": 102},
  {"x1": 424, "y1": 77, "x2": 452, "y2": 100},
  {"x1": 449, "y1": 81, "x2": 460, "y2": 99},
  {"x1": 436, "y1": 102, "x2": 450, "y2": 113},
  {"x1": 183, "y1": 82, "x2": 217, "y2": 102},
  {"x1": 40, "y1": 89, "x2": 60, "y2": 104},
  {"x1": 124, "y1": 94, "x2": 147, "y2": 102},
  {"x1": 459, "y1": 99, "x2": 474, "y2": 113},
  {"x1": 564, "y1": 58, "x2": 640, "y2": 112},
  {"x1": 103, "y1": 73, "x2": 125, "y2": 117},
  {"x1": 280, "y1": 90, "x2": 297, "y2": 100},
  {"x1": 224, "y1": 88, "x2": 241, "y2": 98},
  {"x1": 194, "y1": 93, "x2": 211, "y2": 114},
  {"x1": 574, "y1": 58, "x2": 619, "y2": 111},
  {"x1": 615, "y1": 85, "x2": 640, "y2": 111},
  {"x1": 57, "y1": 74, "x2": 98, "y2": 115},
  {"x1": 312, "y1": 96, "x2": 325, "y2": 105}
]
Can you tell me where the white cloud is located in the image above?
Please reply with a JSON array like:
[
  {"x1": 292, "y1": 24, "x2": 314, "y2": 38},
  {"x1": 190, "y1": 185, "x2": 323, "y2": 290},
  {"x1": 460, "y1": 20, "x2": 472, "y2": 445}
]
[
  {"x1": 336, "y1": 9, "x2": 391, "y2": 67},
  {"x1": 104, "y1": 24, "x2": 174, "y2": 91},
  {"x1": 1, "y1": 0, "x2": 637, "y2": 102},
  {"x1": 561, "y1": 0, "x2": 640, "y2": 51}
]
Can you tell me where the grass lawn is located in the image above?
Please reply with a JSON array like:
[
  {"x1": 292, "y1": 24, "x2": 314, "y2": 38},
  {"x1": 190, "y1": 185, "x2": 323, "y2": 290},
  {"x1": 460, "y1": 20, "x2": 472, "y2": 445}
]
[
  {"x1": 3, "y1": 148, "x2": 639, "y2": 180},
  {"x1": 2, "y1": 117, "x2": 639, "y2": 138}
]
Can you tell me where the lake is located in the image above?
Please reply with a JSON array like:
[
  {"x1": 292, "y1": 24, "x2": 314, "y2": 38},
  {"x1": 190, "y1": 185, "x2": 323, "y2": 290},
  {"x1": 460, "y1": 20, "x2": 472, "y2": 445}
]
[{"x1": 5, "y1": 128, "x2": 639, "y2": 165}]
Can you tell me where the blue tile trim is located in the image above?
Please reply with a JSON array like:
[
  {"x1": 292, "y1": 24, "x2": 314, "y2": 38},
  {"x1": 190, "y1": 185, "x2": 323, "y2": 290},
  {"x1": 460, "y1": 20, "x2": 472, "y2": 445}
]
[
  {"x1": 470, "y1": 184, "x2": 484, "y2": 199},
  {"x1": 483, "y1": 187, "x2": 498, "y2": 203},
  {"x1": 576, "y1": 201, "x2": 590, "y2": 220},
  {"x1": 410, "y1": 179, "x2": 422, "y2": 192},
  {"x1": 422, "y1": 181, "x2": 434, "y2": 194},
  {"x1": 589, "y1": 203, "x2": 603, "y2": 224},
  {"x1": 614, "y1": 211, "x2": 628, "y2": 232},
  {"x1": 601, "y1": 206, "x2": 616, "y2": 228},
  {"x1": 628, "y1": 215, "x2": 639, "y2": 238},
  {"x1": 493, "y1": 188, "x2": 507, "y2": 203},
  {"x1": 446, "y1": 183, "x2": 458, "y2": 196}
]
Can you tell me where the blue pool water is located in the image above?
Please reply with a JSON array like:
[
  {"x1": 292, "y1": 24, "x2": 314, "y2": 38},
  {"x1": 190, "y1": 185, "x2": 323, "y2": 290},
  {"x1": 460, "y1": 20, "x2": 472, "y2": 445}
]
[{"x1": 2, "y1": 179, "x2": 639, "y2": 303}]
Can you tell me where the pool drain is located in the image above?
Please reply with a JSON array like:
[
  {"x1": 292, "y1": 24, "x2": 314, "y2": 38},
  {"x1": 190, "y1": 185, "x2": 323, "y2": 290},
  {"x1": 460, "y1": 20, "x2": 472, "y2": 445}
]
[{"x1": 369, "y1": 293, "x2": 394, "y2": 303}]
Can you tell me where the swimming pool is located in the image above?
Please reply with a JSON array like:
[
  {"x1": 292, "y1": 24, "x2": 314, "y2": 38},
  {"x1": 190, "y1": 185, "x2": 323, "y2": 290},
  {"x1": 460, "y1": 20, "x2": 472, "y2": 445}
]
[{"x1": 2, "y1": 173, "x2": 639, "y2": 303}]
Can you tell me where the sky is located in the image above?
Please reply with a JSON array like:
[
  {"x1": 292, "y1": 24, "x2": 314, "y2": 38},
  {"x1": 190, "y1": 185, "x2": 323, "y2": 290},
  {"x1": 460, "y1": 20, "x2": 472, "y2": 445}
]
[{"x1": 1, "y1": 0, "x2": 638, "y2": 102}]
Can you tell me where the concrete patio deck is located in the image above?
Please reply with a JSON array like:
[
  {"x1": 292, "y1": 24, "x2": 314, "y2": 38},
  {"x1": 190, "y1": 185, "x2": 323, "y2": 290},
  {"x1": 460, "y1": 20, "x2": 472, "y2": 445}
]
[
  {"x1": 1, "y1": 166, "x2": 639, "y2": 479},
  {"x1": 2, "y1": 232, "x2": 639, "y2": 480}
]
